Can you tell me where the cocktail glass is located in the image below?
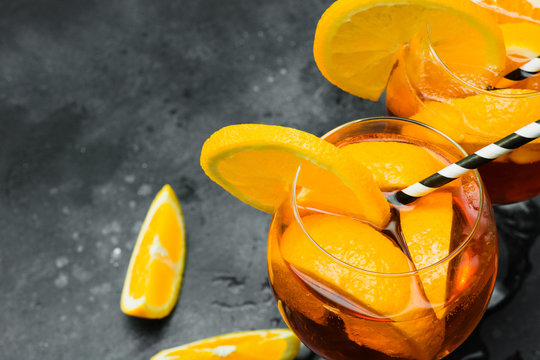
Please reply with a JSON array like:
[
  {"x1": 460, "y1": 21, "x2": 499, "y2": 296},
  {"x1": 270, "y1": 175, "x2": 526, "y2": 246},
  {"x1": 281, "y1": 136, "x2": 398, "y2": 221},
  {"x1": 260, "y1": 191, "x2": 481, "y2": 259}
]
[
  {"x1": 385, "y1": 27, "x2": 540, "y2": 205},
  {"x1": 267, "y1": 117, "x2": 498, "y2": 360}
]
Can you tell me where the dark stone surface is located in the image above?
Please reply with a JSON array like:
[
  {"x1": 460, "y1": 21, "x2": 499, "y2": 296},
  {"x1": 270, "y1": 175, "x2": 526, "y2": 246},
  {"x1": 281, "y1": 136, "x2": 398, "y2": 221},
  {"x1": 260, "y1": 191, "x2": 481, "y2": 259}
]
[{"x1": 0, "y1": 1, "x2": 538, "y2": 359}]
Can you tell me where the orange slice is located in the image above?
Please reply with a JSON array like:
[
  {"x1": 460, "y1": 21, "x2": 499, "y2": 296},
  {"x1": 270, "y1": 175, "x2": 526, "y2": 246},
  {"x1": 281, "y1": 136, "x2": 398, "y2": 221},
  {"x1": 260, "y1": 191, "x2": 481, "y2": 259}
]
[
  {"x1": 280, "y1": 214, "x2": 443, "y2": 360},
  {"x1": 151, "y1": 329, "x2": 300, "y2": 360},
  {"x1": 471, "y1": 0, "x2": 540, "y2": 24},
  {"x1": 313, "y1": 0, "x2": 506, "y2": 101},
  {"x1": 200, "y1": 124, "x2": 390, "y2": 228},
  {"x1": 121, "y1": 185, "x2": 186, "y2": 319},
  {"x1": 340, "y1": 141, "x2": 447, "y2": 190},
  {"x1": 400, "y1": 192, "x2": 454, "y2": 317}
]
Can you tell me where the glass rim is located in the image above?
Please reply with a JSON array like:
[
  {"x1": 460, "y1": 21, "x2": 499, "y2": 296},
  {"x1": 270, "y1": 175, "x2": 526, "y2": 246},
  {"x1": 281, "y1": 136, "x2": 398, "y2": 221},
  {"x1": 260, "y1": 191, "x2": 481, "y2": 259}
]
[
  {"x1": 424, "y1": 24, "x2": 540, "y2": 99},
  {"x1": 290, "y1": 116, "x2": 486, "y2": 277}
]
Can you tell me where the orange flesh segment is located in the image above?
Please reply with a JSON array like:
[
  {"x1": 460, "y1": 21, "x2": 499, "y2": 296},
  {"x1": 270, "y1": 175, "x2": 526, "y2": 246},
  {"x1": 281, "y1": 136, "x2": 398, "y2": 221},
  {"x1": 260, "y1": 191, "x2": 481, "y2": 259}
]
[
  {"x1": 400, "y1": 192, "x2": 454, "y2": 317},
  {"x1": 128, "y1": 203, "x2": 182, "y2": 300},
  {"x1": 280, "y1": 214, "x2": 443, "y2": 360},
  {"x1": 146, "y1": 261, "x2": 176, "y2": 308},
  {"x1": 340, "y1": 141, "x2": 447, "y2": 190}
]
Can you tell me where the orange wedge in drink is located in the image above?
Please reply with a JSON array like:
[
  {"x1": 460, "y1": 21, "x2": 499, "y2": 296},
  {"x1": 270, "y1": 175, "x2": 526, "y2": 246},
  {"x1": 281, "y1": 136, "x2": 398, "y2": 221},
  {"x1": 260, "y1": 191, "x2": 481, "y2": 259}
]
[
  {"x1": 200, "y1": 124, "x2": 390, "y2": 228},
  {"x1": 151, "y1": 329, "x2": 300, "y2": 360},
  {"x1": 280, "y1": 214, "x2": 444, "y2": 360},
  {"x1": 121, "y1": 185, "x2": 186, "y2": 319},
  {"x1": 401, "y1": 192, "x2": 454, "y2": 318},
  {"x1": 340, "y1": 141, "x2": 449, "y2": 190},
  {"x1": 412, "y1": 89, "x2": 540, "y2": 162},
  {"x1": 471, "y1": 0, "x2": 540, "y2": 24},
  {"x1": 313, "y1": 0, "x2": 506, "y2": 101}
]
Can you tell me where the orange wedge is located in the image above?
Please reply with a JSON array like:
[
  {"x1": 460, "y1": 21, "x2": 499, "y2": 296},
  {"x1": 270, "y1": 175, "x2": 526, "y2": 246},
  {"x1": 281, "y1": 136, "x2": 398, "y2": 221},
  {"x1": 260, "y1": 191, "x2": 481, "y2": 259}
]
[
  {"x1": 280, "y1": 214, "x2": 443, "y2": 360},
  {"x1": 400, "y1": 192, "x2": 454, "y2": 317},
  {"x1": 151, "y1": 329, "x2": 300, "y2": 360},
  {"x1": 121, "y1": 185, "x2": 186, "y2": 319},
  {"x1": 471, "y1": 0, "x2": 540, "y2": 24},
  {"x1": 340, "y1": 141, "x2": 447, "y2": 190},
  {"x1": 313, "y1": 0, "x2": 506, "y2": 101},
  {"x1": 200, "y1": 124, "x2": 390, "y2": 228}
]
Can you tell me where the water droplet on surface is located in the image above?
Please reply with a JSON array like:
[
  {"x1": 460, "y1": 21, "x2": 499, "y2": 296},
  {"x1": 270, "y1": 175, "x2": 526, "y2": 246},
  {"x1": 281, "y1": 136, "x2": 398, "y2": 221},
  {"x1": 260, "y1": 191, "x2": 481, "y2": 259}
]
[
  {"x1": 279, "y1": 68, "x2": 288, "y2": 75},
  {"x1": 72, "y1": 232, "x2": 80, "y2": 240},
  {"x1": 266, "y1": 76, "x2": 274, "y2": 83},
  {"x1": 76, "y1": 245, "x2": 84, "y2": 253},
  {"x1": 124, "y1": 174, "x2": 136, "y2": 183},
  {"x1": 101, "y1": 221, "x2": 122, "y2": 235},
  {"x1": 90, "y1": 282, "x2": 112, "y2": 295},
  {"x1": 129, "y1": 200, "x2": 136, "y2": 209},
  {"x1": 62, "y1": 206, "x2": 70, "y2": 215},
  {"x1": 110, "y1": 247, "x2": 122, "y2": 267},
  {"x1": 55, "y1": 257, "x2": 69, "y2": 269},
  {"x1": 252, "y1": 86, "x2": 260, "y2": 92},
  {"x1": 54, "y1": 273, "x2": 69, "y2": 288},
  {"x1": 137, "y1": 184, "x2": 152, "y2": 196}
]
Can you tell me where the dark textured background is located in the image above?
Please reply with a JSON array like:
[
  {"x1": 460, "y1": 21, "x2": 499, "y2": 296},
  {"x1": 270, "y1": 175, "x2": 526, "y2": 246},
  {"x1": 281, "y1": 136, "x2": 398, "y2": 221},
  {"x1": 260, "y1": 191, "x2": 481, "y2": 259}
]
[{"x1": 0, "y1": 1, "x2": 538, "y2": 359}]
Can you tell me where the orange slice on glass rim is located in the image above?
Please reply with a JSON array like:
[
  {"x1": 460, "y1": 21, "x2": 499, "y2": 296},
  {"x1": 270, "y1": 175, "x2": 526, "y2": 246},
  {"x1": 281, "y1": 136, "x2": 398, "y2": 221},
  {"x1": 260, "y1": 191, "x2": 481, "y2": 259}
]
[
  {"x1": 200, "y1": 124, "x2": 390, "y2": 228},
  {"x1": 120, "y1": 185, "x2": 186, "y2": 319},
  {"x1": 151, "y1": 329, "x2": 300, "y2": 360},
  {"x1": 313, "y1": 0, "x2": 506, "y2": 101}
]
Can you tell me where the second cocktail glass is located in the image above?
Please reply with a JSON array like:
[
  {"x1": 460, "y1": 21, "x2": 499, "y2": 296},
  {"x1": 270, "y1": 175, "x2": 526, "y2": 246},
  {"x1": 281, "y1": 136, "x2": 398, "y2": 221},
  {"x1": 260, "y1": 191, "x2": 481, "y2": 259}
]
[{"x1": 386, "y1": 26, "x2": 540, "y2": 204}]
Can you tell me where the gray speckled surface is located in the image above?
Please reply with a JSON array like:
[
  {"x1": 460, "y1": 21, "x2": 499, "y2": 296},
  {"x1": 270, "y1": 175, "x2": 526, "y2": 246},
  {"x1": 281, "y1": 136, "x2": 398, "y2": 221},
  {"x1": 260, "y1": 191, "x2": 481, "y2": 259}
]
[{"x1": 0, "y1": 1, "x2": 538, "y2": 359}]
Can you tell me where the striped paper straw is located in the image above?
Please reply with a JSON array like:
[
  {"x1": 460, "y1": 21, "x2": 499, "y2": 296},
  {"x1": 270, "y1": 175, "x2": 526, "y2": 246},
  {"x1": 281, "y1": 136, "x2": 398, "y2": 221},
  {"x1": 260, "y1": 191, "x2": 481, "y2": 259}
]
[
  {"x1": 389, "y1": 119, "x2": 540, "y2": 206},
  {"x1": 495, "y1": 55, "x2": 540, "y2": 89}
]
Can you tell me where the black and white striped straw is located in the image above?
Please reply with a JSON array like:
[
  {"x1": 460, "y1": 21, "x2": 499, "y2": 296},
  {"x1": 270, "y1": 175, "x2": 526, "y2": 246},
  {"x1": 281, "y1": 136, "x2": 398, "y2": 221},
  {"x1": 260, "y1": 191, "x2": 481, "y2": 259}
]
[
  {"x1": 495, "y1": 55, "x2": 540, "y2": 89},
  {"x1": 389, "y1": 119, "x2": 540, "y2": 206}
]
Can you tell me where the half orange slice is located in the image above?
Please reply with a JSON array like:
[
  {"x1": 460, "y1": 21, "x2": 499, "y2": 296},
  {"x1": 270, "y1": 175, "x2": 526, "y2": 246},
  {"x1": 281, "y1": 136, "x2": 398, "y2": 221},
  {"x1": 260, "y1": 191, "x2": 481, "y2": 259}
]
[
  {"x1": 313, "y1": 0, "x2": 506, "y2": 100},
  {"x1": 151, "y1": 329, "x2": 300, "y2": 360}
]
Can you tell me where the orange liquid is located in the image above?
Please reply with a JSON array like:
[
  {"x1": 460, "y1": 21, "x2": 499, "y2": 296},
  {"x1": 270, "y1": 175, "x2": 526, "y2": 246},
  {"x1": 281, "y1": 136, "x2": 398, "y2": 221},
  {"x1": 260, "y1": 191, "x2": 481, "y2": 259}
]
[{"x1": 267, "y1": 137, "x2": 498, "y2": 360}]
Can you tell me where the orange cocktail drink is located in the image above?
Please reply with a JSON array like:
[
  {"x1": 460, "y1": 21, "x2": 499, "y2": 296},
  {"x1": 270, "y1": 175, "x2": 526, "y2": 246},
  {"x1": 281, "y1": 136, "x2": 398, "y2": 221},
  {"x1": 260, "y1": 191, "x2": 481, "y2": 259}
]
[
  {"x1": 267, "y1": 118, "x2": 498, "y2": 360},
  {"x1": 385, "y1": 21, "x2": 540, "y2": 204},
  {"x1": 312, "y1": 0, "x2": 540, "y2": 204}
]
